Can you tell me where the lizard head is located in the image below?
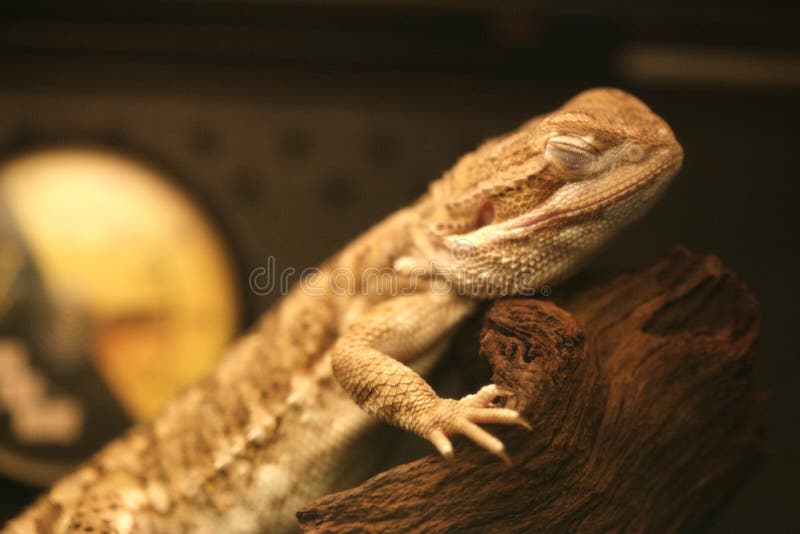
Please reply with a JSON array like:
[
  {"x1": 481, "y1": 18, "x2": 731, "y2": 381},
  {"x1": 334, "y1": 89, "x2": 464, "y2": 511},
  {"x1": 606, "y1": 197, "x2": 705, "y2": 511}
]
[{"x1": 412, "y1": 87, "x2": 684, "y2": 297}]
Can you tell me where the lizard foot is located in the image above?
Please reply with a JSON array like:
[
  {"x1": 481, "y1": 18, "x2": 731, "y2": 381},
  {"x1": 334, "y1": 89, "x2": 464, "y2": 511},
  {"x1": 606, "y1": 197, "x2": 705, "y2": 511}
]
[{"x1": 426, "y1": 384, "x2": 531, "y2": 466}]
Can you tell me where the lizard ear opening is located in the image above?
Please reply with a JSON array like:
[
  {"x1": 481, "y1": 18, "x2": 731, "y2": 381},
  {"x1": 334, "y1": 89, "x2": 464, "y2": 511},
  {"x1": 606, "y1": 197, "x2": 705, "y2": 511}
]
[{"x1": 475, "y1": 200, "x2": 495, "y2": 229}]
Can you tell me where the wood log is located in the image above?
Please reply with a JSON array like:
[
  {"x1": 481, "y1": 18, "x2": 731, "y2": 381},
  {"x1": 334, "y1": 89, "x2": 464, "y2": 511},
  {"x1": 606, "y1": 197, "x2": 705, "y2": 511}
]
[{"x1": 297, "y1": 248, "x2": 762, "y2": 533}]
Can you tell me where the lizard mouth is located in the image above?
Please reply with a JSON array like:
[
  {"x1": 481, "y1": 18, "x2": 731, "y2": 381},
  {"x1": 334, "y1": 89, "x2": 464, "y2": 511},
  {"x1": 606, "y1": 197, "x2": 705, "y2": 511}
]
[{"x1": 504, "y1": 157, "x2": 680, "y2": 232}]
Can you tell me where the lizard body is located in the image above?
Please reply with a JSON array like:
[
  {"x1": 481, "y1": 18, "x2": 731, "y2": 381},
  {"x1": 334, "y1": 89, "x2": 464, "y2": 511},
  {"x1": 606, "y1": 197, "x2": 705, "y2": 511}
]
[{"x1": 4, "y1": 88, "x2": 683, "y2": 533}]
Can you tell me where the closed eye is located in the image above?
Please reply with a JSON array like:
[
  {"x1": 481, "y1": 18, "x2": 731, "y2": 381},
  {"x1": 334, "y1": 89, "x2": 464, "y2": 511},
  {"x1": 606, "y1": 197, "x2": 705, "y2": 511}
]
[{"x1": 545, "y1": 134, "x2": 599, "y2": 170}]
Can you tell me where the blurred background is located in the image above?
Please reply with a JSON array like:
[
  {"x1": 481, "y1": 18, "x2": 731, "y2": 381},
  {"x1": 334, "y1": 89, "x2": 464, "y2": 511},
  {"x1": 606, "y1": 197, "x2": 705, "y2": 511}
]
[{"x1": 0, "y1": 1, "x2": 798, "y2": 531}]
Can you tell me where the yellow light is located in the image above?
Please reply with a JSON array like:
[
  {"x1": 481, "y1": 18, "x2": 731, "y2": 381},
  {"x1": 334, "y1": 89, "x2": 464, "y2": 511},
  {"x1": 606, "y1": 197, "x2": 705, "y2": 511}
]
[{"x1": 0, "y1": 147, "x2": 240, "y2": 420}]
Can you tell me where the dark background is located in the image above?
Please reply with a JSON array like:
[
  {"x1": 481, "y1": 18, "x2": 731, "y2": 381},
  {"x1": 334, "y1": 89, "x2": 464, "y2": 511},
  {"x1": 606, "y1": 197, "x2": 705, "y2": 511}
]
[{"x1": 0, "y1": 1, "x2": 798, "y2": 531}]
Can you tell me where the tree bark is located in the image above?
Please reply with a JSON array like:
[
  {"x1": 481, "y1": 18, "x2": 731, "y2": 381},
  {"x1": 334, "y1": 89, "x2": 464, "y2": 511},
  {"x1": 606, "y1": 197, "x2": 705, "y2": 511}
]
[{"x1": 297, "y1": 248, "x2": 762, "y2": 533}]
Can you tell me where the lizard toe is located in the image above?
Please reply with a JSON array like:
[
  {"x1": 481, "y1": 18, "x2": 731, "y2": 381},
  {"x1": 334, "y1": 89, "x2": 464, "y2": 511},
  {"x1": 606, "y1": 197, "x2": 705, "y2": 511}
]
[{"x1": 425, "y1": 391, "x2": 529, "y2": 465}]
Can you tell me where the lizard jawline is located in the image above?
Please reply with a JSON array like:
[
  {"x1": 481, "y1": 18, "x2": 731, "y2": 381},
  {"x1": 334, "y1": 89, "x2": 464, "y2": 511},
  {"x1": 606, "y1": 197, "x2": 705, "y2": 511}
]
[{"x1": 505, "y1": 161, "x2": 674, "y2": 233}]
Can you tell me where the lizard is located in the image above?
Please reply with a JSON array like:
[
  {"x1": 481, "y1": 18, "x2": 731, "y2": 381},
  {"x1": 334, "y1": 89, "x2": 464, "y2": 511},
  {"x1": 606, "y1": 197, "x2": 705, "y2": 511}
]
[{"x1": 3, "y1": 88, "x2": 683, "y2": 534}]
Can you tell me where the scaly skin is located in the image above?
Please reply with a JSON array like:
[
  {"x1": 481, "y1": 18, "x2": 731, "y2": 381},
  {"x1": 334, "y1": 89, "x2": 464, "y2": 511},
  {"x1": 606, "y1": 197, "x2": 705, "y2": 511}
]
[{"x1": 4, "y1": 88, "x2": 683, "y2": 533}]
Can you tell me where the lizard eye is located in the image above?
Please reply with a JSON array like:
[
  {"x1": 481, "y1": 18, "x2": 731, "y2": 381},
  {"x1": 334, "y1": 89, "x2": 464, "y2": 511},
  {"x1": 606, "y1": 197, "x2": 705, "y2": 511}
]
[
  {"x1": 545, "y1": 134, "x2": 598, "y2": 170},
  {"x1": 475, "y1": 200, "x2": 495, "y2": 229}
]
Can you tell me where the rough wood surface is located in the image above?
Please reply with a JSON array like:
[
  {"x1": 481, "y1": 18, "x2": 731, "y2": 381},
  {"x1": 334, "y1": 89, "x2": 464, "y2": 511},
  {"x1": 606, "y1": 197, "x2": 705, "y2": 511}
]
[{"x1": 297, "y1": 248, "x2": 762, "y2": 533}]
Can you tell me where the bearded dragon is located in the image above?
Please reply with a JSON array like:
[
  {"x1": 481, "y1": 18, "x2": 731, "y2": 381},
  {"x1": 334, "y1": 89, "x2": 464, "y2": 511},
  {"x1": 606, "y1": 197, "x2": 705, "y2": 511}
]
[{"x1": 4, "y1": 88, "x2": 683, "y2": 533}]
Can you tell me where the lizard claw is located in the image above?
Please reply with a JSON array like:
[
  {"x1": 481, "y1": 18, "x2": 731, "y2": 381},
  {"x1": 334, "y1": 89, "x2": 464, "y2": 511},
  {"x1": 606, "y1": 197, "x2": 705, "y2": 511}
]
[
  {"x1": 425, "y1": 385, "x2": 530, "y2": 466},
  {"x1": 459, "y1": 383, "x2": 512, "y2": 407}
]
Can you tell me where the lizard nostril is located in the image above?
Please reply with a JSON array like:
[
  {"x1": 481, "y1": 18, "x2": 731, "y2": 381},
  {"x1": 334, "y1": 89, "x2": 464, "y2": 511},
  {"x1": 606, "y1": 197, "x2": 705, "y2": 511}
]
[
  {"x1": 475, "y1": 200, "x2": 495, "y2": 229},
  {"x1": 625, "y1": 143, "x2": 645, "y2": 163}
]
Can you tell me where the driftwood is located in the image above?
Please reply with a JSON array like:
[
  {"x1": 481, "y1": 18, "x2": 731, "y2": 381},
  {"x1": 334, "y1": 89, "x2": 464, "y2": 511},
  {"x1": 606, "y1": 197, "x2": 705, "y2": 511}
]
[{"x1": 297, "y1": 248, "x2": 762, "y2": 533}]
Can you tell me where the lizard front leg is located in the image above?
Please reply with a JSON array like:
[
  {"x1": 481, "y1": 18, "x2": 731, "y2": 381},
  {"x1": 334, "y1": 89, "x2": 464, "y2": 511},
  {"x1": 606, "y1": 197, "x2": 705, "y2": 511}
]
[{"x1": 331, "y1": 292, "x2": 529, "y2": 465}]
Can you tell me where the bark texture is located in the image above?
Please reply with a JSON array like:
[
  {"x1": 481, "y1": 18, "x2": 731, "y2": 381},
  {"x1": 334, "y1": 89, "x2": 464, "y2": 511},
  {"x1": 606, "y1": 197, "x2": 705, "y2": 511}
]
[{"x1": 297, "y1": 248, "x2": 762, "y2": 533}]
